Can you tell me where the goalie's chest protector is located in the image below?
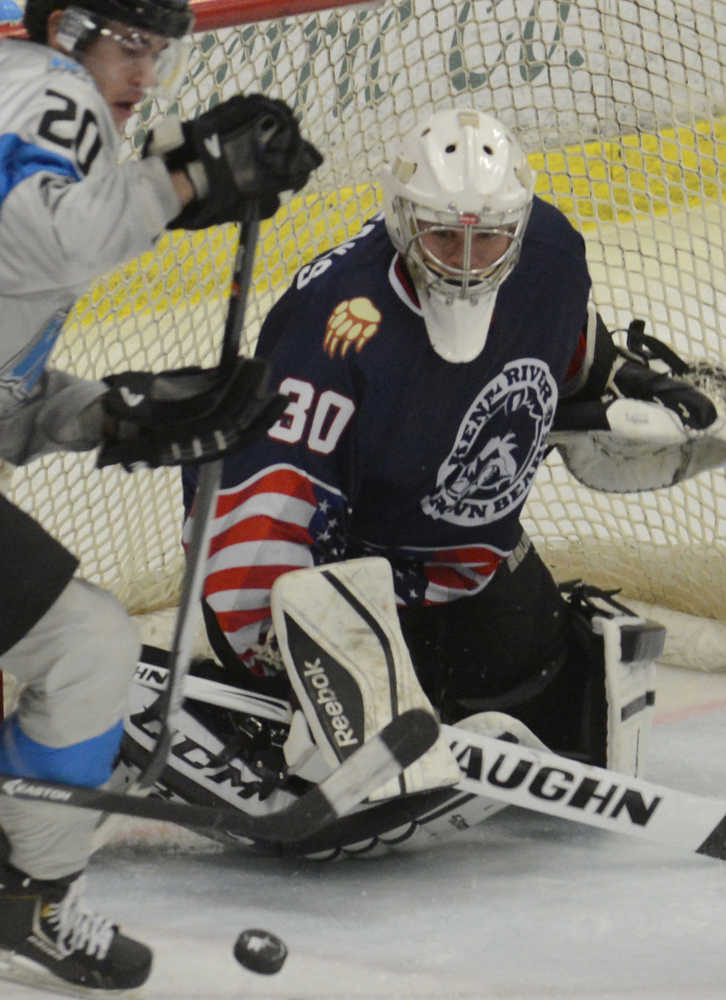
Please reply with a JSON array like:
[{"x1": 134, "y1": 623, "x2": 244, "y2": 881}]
[{"x1": 256, "y1": 203, "x2": 590, "y2": 556}]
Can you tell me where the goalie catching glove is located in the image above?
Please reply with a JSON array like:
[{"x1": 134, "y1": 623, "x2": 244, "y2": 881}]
[
  {"x1": 552, "y1": 318, "x2": 726, "y2": 492},
  {"x1": 97, "y1": 358, "x2": 286, "y2": 471},
  {"x1": 147, "y1": 95, "x2": 323, "y2": 229}
]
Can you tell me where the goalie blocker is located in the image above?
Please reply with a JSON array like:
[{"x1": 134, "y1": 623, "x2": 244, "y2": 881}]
[{"x1": 118, "y1": 560, "x2": 662, "y2": 859}]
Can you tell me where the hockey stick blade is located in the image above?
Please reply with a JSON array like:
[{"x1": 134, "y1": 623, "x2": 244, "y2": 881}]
[
  {"x1": 0, "y1": 709, "x2": 438, "y2": 843},
  {"x1": 137, "y1": 651, "x2": 726, "y2": 861}
]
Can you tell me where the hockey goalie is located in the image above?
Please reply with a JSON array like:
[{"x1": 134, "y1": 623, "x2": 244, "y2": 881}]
[{"x1": 121, "y1": 107, "x2": 725, "y2": 859}]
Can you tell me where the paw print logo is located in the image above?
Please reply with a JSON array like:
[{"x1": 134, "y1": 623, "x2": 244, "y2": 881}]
[{"x1": 323, "y1": 298, "x2": 381, "y2": 358}]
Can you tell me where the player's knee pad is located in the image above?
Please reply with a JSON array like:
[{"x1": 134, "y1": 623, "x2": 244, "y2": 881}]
[
  {"x1": 6, "y1": 579, "x2": 140, "y2": 745},
  {"x1": 53, "y1": 580, "x2": 140, "y2": 712},
  {"x1": 557, "y1": 583, "x2": 663, "y2": 775}
]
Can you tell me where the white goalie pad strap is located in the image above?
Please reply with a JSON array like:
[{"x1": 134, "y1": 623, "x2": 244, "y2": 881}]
[
  {"x1": 282, "y1": 709, "x2": 332, "y2": 784},
  {"x1": 271, "y1": 557, "x2": 460, "y2": 801},
  {"x1": 593, "y1": 614, "x2": 662, "y2": 776},
  {"x1": 551, "y1": 399, "x2": 726, "y2": 492}
]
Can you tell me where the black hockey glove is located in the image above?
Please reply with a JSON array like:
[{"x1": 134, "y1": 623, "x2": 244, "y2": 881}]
[
  {"x1": 554, "y1": 318, "x2": 717, "y2": 433},
  {"x1": 146, "y1": 95, "x2": 323, "y2": 229},
  {"x1": 607, "y1": 319, "x2": 716, "y2": 430},
  {"x1": 609, "y1": 360, "x2": 717, "y2": 430},
  {"x1": 97, "y1": 358, "x2": 287, "y2": 472}
]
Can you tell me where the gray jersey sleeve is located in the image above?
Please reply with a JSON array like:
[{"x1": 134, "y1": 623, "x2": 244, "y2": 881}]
[
  {"x1": 0, "y1": 155, "x2": 179, "y2": 293},
  {"x1": 0, "y1": 371, "x2": 108, "y2": 464}
]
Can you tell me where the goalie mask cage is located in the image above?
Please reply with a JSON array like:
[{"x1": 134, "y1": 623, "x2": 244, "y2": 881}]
[{"x1": 0, "y1": 0, "x2": 725, "y2": 670}]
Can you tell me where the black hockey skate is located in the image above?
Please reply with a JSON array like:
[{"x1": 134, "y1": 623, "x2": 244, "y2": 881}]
[{"x1": 0, "y1": 862, "x2": 152, "y2": 996}]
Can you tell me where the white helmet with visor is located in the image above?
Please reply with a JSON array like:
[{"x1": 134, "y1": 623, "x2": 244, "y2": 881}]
[{"x1": 381, "y1": 109, "x2": 535, "y2": 363}]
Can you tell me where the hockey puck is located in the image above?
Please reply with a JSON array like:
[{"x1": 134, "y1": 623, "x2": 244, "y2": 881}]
[{"x1": 233, "y1": 928, "x2": 288, "y2": 975}]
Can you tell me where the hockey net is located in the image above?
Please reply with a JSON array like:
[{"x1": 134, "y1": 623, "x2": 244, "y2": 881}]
[{"x1": 0, "y1": 0, "x2": 725, "y2": 687}]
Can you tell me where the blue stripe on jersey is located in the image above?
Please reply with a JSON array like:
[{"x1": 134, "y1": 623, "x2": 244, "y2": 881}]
[
  {"x1": 8, "y1": 309, "x2": 68, "y2": 394},
  {"x1": 0, "y1": 0, "x2": 22, "y2": 19},
  {"x1": 0, "y1": 134, "x2": 80, "y2": 207},
  {"x1": 0, "y1": 714, "x2": 123, "y2": 788}
]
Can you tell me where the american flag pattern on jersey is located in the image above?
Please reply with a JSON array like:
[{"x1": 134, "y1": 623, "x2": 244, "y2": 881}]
[
  {"x1": 191, "y1": 462, "x2": 506, "y2": 662},
  {"x1": 189, "y1": 464, "x2": 339, "y2": 660}
]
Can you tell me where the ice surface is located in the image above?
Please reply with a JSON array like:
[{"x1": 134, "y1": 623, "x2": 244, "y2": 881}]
[{"x1": 5, "y1": 663, "x2": 726, "y2": 1000}]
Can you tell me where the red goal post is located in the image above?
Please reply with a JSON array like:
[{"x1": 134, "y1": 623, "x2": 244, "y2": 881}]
[{"x1": 0, "y1": 0, "x2": 381, "y2": 36}]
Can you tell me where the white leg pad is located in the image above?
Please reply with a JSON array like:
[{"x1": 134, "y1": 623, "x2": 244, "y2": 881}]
[
  {"x1": 271, "y1": 557, "x2": 460, "y2": 801},
  {"x1": 412, "y1": 711, "x2": 549, "y2": 841},
  {"x1": 594, "y1": 614, "x2": 661, "y2": 776}
]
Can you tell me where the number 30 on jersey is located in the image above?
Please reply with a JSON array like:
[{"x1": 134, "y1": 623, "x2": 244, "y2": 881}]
[{"x1": 269, "y1": 377, "x2": 355, "y2": 455}]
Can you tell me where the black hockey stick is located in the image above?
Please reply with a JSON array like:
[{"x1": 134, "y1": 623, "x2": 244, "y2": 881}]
[
  {"x1": 132, "y1": 649, "x2": 726, "y2": 861},
  {"x1": 0, "y1": 709, "x2": 438, "y2": 843},
  {"x1": 137, "y1": 210, "x2": 261, "y2": 788}
]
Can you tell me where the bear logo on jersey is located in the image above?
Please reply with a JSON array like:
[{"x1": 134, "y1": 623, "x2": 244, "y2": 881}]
[
  {"x1": 323, "y1": 298, "x2": 381, "y2": 358},
  {"x1": 421, "y1": 358, "x2": 556, "y2": 525}
]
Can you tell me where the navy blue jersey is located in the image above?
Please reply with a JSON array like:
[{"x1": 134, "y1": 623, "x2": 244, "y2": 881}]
[{"x1": 188, "y1": 198, "x2": 591, "y2": 663}]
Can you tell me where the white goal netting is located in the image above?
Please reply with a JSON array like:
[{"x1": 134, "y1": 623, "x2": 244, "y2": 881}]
[{"x1": 1, "y1": 0, "x2": 725, "y2": 672}]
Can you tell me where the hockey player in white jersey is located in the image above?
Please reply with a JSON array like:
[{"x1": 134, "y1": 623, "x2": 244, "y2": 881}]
[
  {"x1": 0, "y1": 0, "x2": 321, "y2": 993},
  {"x1": 121, "y1": 107, "x2": 726, "y2": 860}
]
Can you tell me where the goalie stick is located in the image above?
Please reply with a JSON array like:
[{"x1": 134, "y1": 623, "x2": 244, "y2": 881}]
[
  {"x1": 0, "y1": 709, "x2": 437, "y2": 843},
  {"x1": 132, "y1": 648, "x2": 726, "y2": 861}
]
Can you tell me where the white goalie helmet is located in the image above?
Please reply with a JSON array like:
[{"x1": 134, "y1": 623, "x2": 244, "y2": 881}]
[{"x1": 381, "y1": 109, "x2": 535, "y2": 363}]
